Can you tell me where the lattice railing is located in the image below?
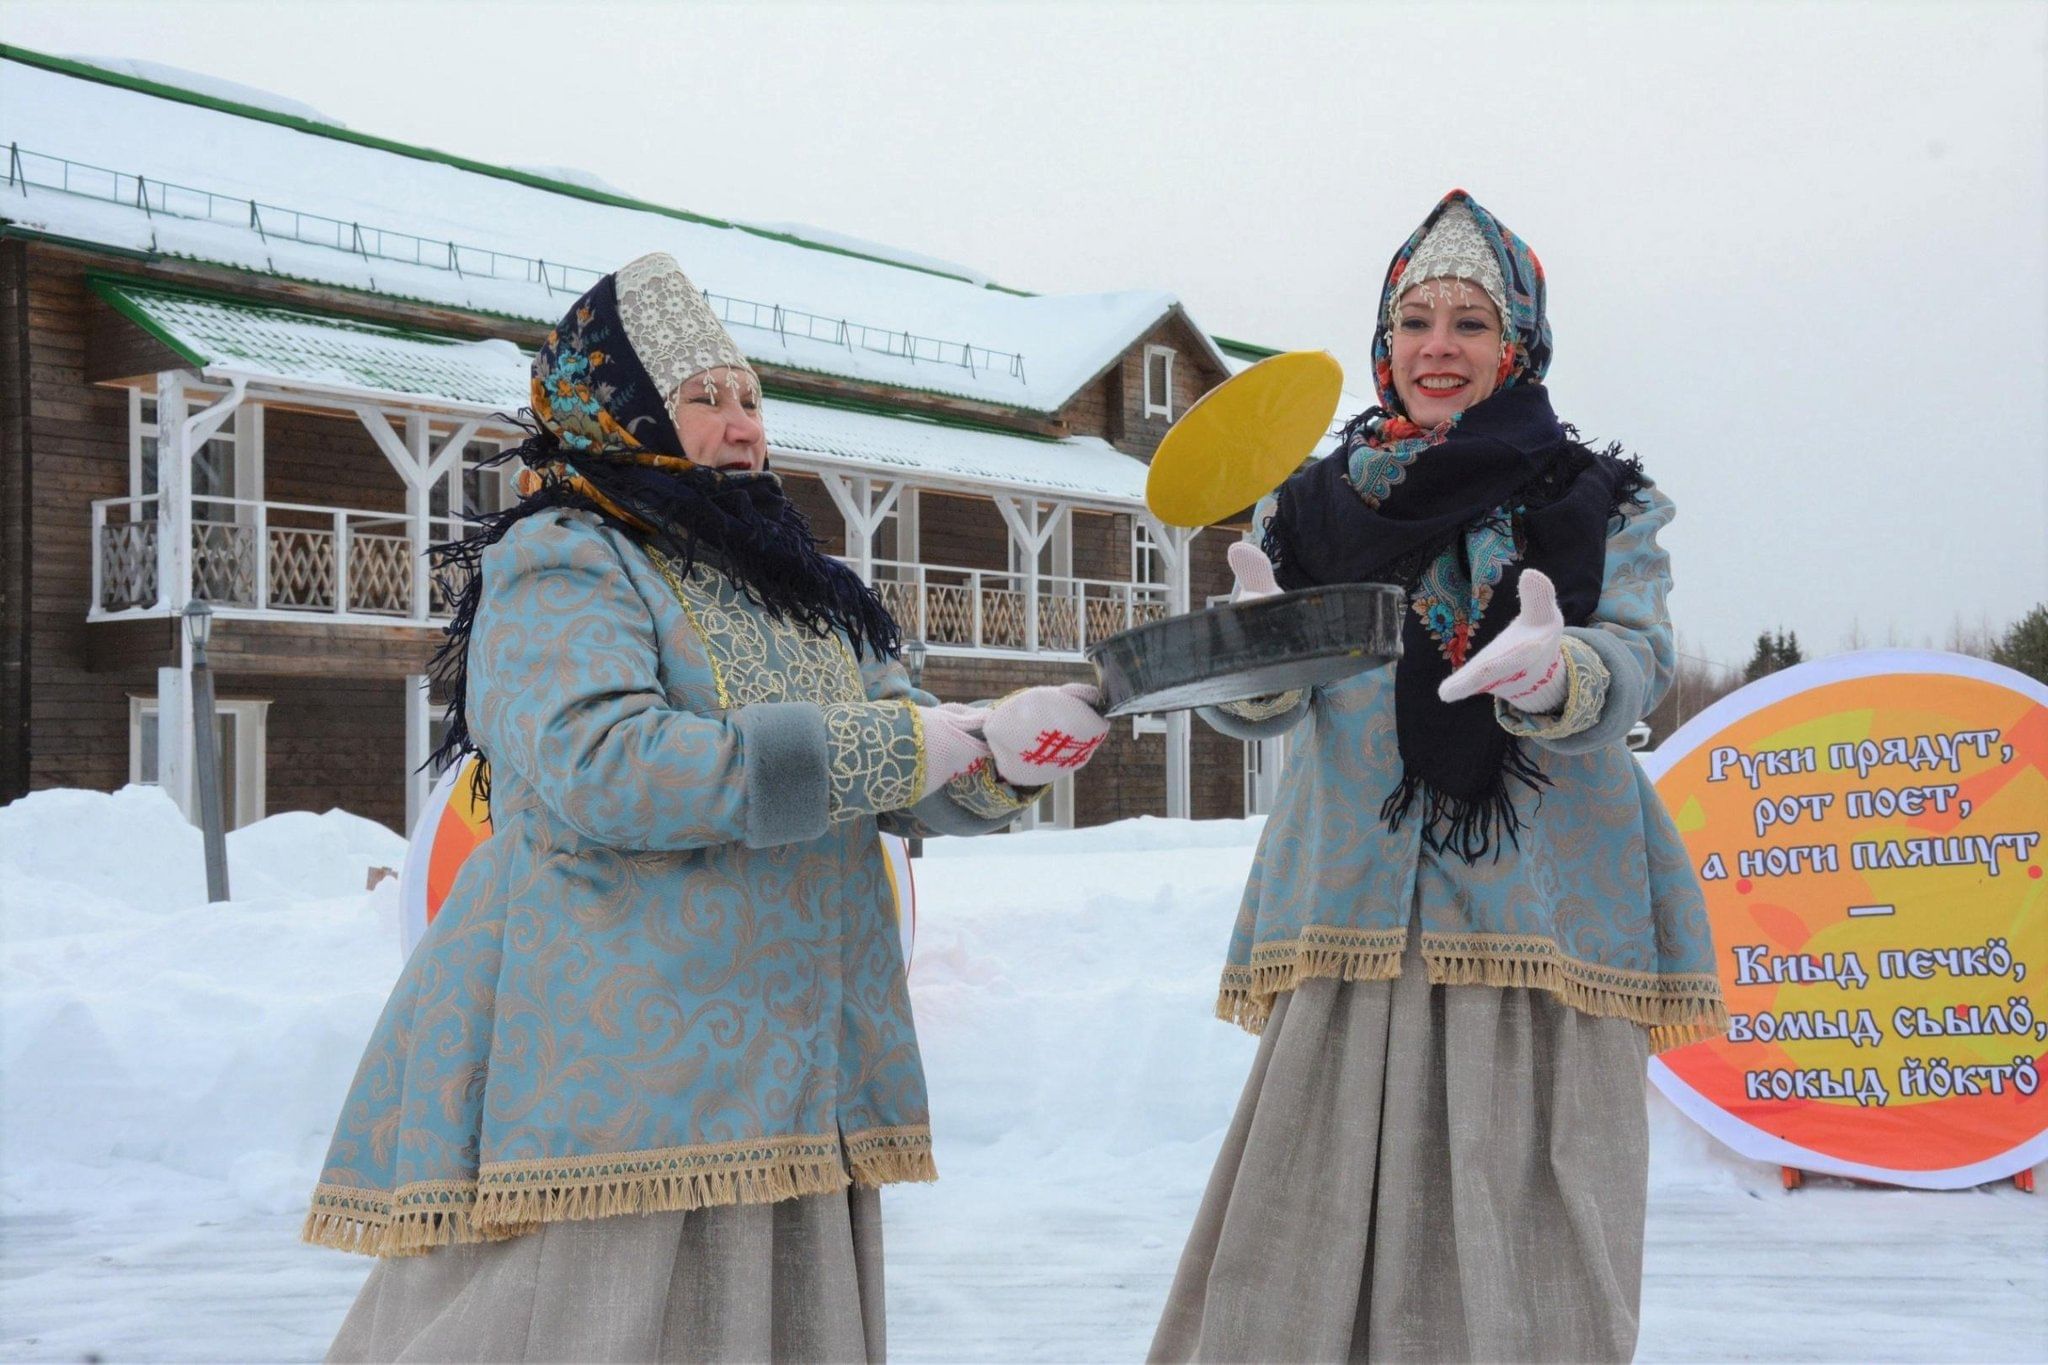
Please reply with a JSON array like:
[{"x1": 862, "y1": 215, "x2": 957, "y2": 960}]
[
  {"x1": 860, "y1": 559, "x2": 1169, "y2": 656},
  {"x1": 95, "y1": 499, "x2": 160, "y2": 610},
  {"x1": 91, "y1": 495, "x2": 471, "y2": 621},
  {"x1": 91, "y1": 497, "x2": 1170, "y2": 647}
]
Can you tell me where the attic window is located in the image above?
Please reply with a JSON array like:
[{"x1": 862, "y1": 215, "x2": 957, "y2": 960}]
[{"x1": 1143, "y1": 345, "x2": 1175, "y2": 420}]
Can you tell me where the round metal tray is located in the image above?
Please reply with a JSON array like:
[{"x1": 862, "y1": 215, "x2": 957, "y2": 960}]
[{"x1": 1087, "y1": 583, "x2": 1405, "y2": 717}]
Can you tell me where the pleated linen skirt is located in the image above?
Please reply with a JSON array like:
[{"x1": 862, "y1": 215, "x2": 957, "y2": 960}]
[
  {"x1": 327, "y1": 1186, "x2": 885, "y2": 1364},
  {"x1": 1150, "y1": 925, "x2": 1651, "y2": 1365}
]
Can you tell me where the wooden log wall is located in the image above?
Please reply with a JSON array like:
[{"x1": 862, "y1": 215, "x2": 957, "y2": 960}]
[{"x1": 6, "y1": 238, "x2": 1260, "y2": 828}]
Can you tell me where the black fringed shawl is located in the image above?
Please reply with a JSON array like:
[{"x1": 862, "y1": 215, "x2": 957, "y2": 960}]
[{"x1": 1263, "y1": 383, "x2": 1646, "y2": 861}]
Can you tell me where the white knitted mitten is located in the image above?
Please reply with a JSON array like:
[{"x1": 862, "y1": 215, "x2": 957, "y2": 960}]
[
  {"x1": 1227, "y1": 541, "x2": 1282, "y2": 603},
  {"x1": 982, "y1": 683, "x2": 1109, "y2": 786},
  {"x1": 1437, "y1": 568, "x2": 1569, "y2": 713},
  {"x1": 917, "y1": 704, "x2": 992, "y2": 798}
]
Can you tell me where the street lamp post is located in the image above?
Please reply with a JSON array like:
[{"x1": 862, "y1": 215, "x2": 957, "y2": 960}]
[{"x1": 185, "y1": 601, "x2": 230, "y2": 902}]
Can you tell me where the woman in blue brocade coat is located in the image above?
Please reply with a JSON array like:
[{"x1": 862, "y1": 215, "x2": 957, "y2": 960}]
[
  {"x1": 307, "y1": 252, "x2": 1101, "y2": 1363},
  {"x1": 1149, "y1": 193, "x2": 1730, "y2": 1364}
]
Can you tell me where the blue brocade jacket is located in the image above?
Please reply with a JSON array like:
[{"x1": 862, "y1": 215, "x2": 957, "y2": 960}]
[
  {"x1": 1202, "y1": 487, "x2": 1727, "y2": 1049},
  {"x1": 306, "y1": 509, "x2": 1032, "y2": 1256}
]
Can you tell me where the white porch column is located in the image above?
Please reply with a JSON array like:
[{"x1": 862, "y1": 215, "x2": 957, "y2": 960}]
[
  {"x1": 405, "y1": 673, "x2": 432, "y2": 835},
  {"x1": 407, "y1": 417, "x2": 433, "y2": 622},
  {"x1": 817, "y1": 471, "x2": 902, "y2": 581},
  {"x1": 897, "y1": 489, "x2": 920, "y2": 566},
  {"x1": 156, "y1": 654, "x2": 195, "y2": 821},
  {"x1": 162, "y1": 378, "x2": 246, "y2": 613},
  {"x1": 994, "y1": 497, "x2": 1065, "y2": 656},
  {"x1": 355, "y1": 407, "x2": 479, "y2": 621},
  {"x1": 1251, "y1": 733, "x2": 1289, "y2": 815},
  {"x1": 154, "y1": 373, "x2": 186, "y2": 613},
  {"x1": 1142, "y1": 517, "x2": 1202, "y2": 820},
  {"x1": 1052, "y1": 774, "x2": 1077, "y2": 829}
]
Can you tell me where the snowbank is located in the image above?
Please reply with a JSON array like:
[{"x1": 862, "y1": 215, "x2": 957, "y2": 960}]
[
  {"x1": 0, "y1": 788, "x2": 405, "y2": 1211},
  {"x1": 1, "y1": 789, "x2": 2039, "y2": 1361}
]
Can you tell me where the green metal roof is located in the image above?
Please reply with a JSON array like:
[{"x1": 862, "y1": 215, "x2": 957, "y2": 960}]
[
  {"x1": 84, "y1": 274, "x2": 1091, "y2": 450},
  {"x1": 1211, "y1": 335, "x2": 1285, "y2": 361},
  {"x1": 90, "y1": 275, "x2": 530, "y2": 412}
]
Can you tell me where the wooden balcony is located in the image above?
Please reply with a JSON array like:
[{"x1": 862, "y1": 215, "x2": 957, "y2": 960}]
[
  {"x1": 93, "y1": 494, "x2": 471, "y2": 625},
  {"x1": 92, "y1": 501, "x2": 1169, "y2": 659},
  {"x1": 864, "y1": 559, "x2": 1169, "y2": 658}
]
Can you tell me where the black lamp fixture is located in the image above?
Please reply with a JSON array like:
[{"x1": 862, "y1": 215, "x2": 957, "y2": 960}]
[{"x1": 183, "y1": 599, "x2": 213, "y2": 653}]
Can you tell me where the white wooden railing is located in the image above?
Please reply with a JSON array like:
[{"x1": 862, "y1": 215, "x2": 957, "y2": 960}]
[
  {"x1": 92, "y1": 495, "x2": 473, "y2": 621},
  {"x1": 860, "y1": 558, "x2": 1169, "y2": 656},
  {"x1": 93, "y1": 501, "x2": 1170, "y2": 654}
]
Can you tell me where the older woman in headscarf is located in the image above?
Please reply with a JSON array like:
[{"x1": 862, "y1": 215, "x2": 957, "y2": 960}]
[
  {"x1": 1149, "y1": 192, "x2": 1727, "y2": 1363},
  {"x1": 305, "y1": 252, "x2": 1108, "y2": 1362}
]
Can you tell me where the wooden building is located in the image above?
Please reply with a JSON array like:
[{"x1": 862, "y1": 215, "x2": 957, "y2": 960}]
[{"x1": 0, "y1": 46, "x2": 1303, "y2": 835}]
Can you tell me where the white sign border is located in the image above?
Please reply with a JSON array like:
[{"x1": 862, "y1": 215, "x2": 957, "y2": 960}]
[{"x1": 1642, "y1": 648, "x2": 2048, "y2": 1189}]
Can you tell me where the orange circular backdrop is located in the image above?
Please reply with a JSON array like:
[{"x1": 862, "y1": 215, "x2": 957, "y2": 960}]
[{"x1": 1644, "y1": 650, "x2": 2046, "y2": 1187}]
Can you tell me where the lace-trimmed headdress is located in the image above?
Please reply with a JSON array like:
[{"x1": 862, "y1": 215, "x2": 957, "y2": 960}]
[
  {"x1": 613, "y1": 251, "x2": 759, "y2": 406},
  {"x1": 1383, "y1": 202, "x2": 1508, "y2": 330},
  {"x1": 425, "y1": 251, "x2": 897, "y2": 791}
]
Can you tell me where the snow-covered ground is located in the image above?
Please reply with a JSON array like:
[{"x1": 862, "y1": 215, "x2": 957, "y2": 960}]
[{"x1": 1, "y1": 788, "x2": 2041, "y2": 1362}]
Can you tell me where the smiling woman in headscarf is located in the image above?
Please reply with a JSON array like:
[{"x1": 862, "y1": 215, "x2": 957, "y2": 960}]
[
  {"x1": 1148, "y1": 193, "x2": 1728, "y2": 1363},
  {"x1": 304, "y1": 252, "x2": 1079, "y2": 1363}
]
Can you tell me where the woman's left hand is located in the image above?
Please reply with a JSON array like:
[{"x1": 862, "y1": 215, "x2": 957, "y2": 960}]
[
  {"x1": 982, "y1": 683, "x2": 1109, "y2": 786},
  {"x1": 1437, "y1": 568, "x2": 1568, "y2": 713}
]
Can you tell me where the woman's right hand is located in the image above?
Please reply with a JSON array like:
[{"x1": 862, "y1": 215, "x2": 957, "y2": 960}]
[
  {"x1": 1228, "y1": 542, "x2": 1281, "y2": 603},
  {"x1": 917, "y1": 704, "x2": 992, "y2": 798}
]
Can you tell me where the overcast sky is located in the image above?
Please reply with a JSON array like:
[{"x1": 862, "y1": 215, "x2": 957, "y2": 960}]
[{"x1": 7, "y1": 0, "x2": 2045, "y2": 671}]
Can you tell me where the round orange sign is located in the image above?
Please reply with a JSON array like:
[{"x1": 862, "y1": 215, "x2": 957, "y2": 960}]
[{"x1": 1645, "y1": 650, "x2": 2046, "y2": 1187}]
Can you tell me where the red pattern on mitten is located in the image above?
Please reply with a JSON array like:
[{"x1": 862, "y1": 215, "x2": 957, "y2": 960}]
[
  {"x1": 1437, "y1": 567, "x2": 1569, "y2": 713},
  {"x1": 983, "y1": 683, "x2": 1109, "y2": 786}
]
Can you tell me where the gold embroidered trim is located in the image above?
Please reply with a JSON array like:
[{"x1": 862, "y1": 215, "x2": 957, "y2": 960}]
[
  {"x1": 1495, "y1": 634, "x2": 1608, "y2": 740},
  {"x1": 1215, "y1": 927, "x2": 1729, "y2": 1047},
  {"x1": 1216, "y1": 927, "x2": 1408, "y2": 1030},
  {"x1": 647, "y1": 549, "x2": 734, "y2": 709},
  {"x1": 950, "y1": 760, "x2": 1040, "y2": 821},
  {"x1": 906, "y1": 703, "x2": 930, "y2": 806},
  {"x1": 844, "y1": 1124, "x2": 939, "y2": 1187},
  {"x1": 821, "y1": 700, "x2": 922, "y2": 816},
  {"x1": 646, "y1": 548, "x2": 868, "y2": 714},
  {"x1": 302, "y1": 1130, "x2": 934, "y2": 1259}
]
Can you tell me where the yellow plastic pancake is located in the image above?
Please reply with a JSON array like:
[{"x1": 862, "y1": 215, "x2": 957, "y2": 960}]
[{"x1": 1145, "y1": 351, "x2": 1344, "y2": 528}]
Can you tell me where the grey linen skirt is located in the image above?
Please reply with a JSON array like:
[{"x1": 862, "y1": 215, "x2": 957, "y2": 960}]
[
  {"x1": 327, "y1": 1186, "x2": 884, "y2": 1364},
  {"x1": 1150, "y1": 926, "x2": 1651, "y2": 1364}
]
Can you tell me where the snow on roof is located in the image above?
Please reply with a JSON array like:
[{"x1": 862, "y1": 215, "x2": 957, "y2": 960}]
[
  {"x1": 743, "y1": 221, "x2": 997, "y2": 290},
  {"x1": 504, "y1": 164, "x2": 633, "y2": 198},
  {"x1": 0, "y1": 49, "x2": 1218, "y2": 415},
  {"x1": 767, "y1": 403, "x2": 1148, "y2": 507},
  {"x1": 94, "y1": 276, "x2": 530, "y2": 413},
  {"x1": 93, "y1": 274, "x2": 1147, "y2": 504},
  {"x1": 57, "y1": 54, "x2": 348, "y2": 127}
]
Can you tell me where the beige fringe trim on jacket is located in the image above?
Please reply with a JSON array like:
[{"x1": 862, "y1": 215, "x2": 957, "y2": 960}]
[
  {"x1": 1215, "y1": 927, "x2": 1729, "y2": 1054},
  {"x1": 303, "y1": 1126, "x2": 936, "y2": 1258}
]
